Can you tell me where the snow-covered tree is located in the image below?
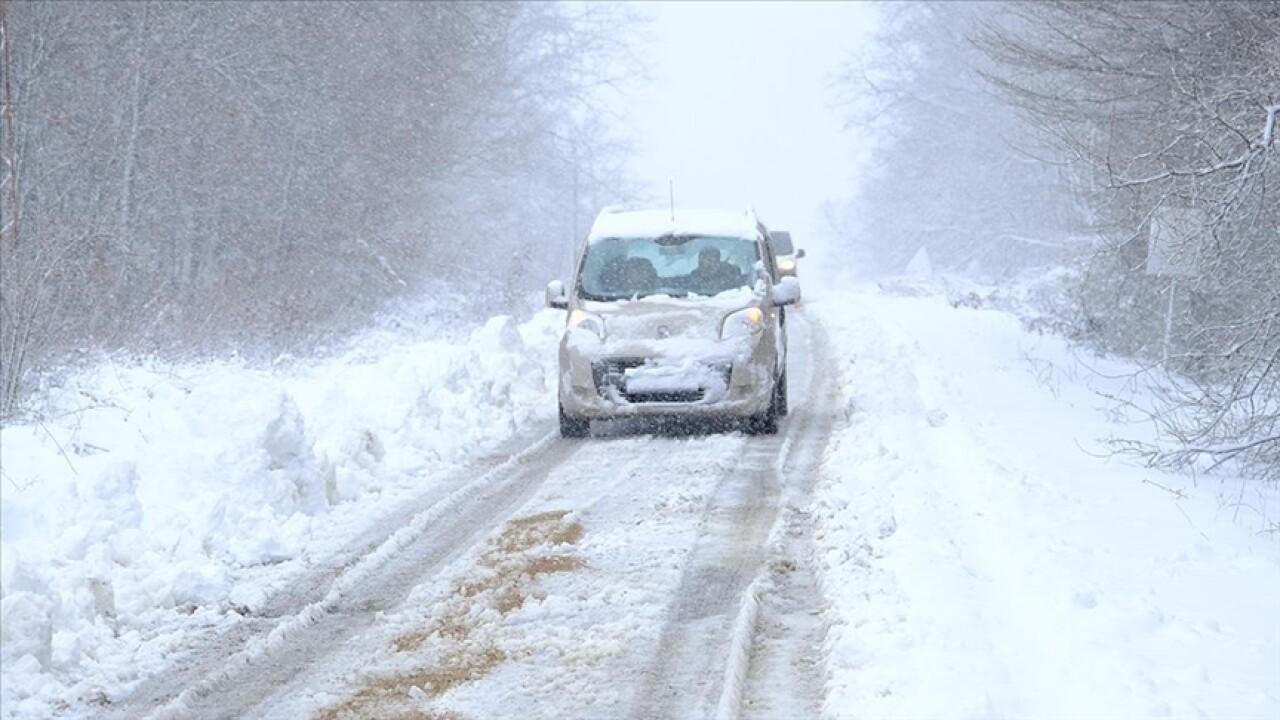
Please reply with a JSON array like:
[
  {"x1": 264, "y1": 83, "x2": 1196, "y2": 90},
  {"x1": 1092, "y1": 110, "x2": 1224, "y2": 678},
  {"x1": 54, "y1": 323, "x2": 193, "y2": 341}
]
[
  {"x1": 833, "y1": 3, "x2": 1084, "y2": 280},
  {"x1": 978, "y1": 1, "x2": 1279, "y2": 480},
  {"x1": 0, "y1": 1, "x2": 641, "y2": 418}
]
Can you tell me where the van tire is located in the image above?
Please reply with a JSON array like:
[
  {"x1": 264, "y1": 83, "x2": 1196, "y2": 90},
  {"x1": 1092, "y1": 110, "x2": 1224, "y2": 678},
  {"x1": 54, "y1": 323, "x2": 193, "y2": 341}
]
[
  {"x1": 746, "y1": 381, "x2": 780, "y2": 435},
  {"x1": 559, "y1": 404, "x2": 589, "y2": 438},
  {"x1": 776, "y1": 370, "x2": 788, "y2": 416}
]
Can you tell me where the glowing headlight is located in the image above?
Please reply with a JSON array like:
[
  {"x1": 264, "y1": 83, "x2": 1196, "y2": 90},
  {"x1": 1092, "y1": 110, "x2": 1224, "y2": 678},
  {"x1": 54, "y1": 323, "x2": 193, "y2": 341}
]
[
  {"x1": 569, "y1": 309, "x2": 606, "y2": 340},
  {"x1": 721, "y1": 307, "x2": 765, "y2": 339},
  {"x1": 778, "y1": 258, "x2": 796, "y2": 273}
]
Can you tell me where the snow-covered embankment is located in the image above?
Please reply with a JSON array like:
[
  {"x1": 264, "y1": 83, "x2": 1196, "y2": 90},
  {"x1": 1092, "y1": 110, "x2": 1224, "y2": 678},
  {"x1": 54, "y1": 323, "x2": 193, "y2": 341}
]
[
  {"x1": 808, "y1": 281, "x2": 1280, "y2": 719},
  {"x1": 0, "y1": 309, "x2": 562, "y2": 715}
]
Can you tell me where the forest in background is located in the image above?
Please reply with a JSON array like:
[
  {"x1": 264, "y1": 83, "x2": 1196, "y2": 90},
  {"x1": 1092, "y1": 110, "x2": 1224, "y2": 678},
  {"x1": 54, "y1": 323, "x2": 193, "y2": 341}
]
[
  {"x1": 0, "y1": 1, "x2": 642, "y2": 417},
  {"x1": 840, "y1": 1, "x2": 1278, "y2": 480},
  {"x1": 2, "y1": 1, "x2": 1275, "y2": 483}
]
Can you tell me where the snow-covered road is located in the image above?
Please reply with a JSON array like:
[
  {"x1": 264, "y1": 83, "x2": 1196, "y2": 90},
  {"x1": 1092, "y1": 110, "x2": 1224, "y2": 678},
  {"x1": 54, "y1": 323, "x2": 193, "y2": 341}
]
[
  {"x1": 91, "y1": 311, "x2": 839, "y2": 719},
  {"x1": 3, "y1": 281, "x2": 1278, "y2": 719}
]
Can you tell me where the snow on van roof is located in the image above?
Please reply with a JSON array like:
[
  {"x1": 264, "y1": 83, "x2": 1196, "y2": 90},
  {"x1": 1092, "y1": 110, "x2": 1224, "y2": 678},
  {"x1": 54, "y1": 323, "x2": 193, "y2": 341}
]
[{"x1": 587, "y1": 208, "x2": 759, "y2": 243}]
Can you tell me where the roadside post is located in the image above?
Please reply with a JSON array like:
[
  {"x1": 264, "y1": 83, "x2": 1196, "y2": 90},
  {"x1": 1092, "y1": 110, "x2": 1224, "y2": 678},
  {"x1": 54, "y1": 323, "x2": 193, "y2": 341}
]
[{"x1": 1146, "y1": 206, "x2": 1205, "y2": 364}]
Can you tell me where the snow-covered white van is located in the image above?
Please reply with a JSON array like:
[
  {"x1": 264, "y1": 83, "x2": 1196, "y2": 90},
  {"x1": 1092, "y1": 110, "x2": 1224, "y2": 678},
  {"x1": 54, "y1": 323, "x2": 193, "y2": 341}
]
[{"x1": 545, "y1": 208, "x2": 801, "y2": 437}]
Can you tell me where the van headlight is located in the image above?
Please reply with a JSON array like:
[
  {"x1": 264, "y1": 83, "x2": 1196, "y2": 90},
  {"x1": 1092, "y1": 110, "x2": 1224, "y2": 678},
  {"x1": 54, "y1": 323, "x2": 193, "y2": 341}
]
[
  {"x1": 568, "y1": 309, "x2": 606, "y2": 340},
  {"x1": 721, "y1": 307, "x2": 764, "y2": 339}
]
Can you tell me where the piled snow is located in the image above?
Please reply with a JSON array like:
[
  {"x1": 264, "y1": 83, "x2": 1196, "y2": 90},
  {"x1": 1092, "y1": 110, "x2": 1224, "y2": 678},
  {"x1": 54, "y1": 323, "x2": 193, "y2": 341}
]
[
  {"x1": 808, "y1": 280, "x2": 1280, "y2": 719},
  {"x1": 0, "y1": 307, "x2": 563, "y2": 715}
]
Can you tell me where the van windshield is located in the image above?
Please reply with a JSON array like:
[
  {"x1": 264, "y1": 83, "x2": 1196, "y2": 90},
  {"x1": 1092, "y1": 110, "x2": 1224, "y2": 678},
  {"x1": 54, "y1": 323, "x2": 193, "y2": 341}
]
[{"x1": 578, "y1": 234, "x2": 758, "y2": 301}]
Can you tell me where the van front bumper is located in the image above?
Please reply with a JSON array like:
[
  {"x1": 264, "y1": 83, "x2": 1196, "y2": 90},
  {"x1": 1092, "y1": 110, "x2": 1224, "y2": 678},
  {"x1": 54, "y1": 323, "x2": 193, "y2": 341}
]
[{"x1": 558, "y1": 340, "x2": 775, "y2": 420}]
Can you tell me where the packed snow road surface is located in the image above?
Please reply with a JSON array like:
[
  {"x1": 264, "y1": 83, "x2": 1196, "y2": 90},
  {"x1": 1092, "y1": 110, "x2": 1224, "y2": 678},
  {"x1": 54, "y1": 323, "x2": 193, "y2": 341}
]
[{"x1": 108, "y1": 312, "x2": 835, "y2": 719}]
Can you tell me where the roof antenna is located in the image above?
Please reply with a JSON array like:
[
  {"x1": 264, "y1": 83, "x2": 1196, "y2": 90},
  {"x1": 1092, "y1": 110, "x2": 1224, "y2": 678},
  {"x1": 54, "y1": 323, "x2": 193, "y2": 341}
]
[{"x1": 669, "y1": 179, "x2": 675, "y2": 222}]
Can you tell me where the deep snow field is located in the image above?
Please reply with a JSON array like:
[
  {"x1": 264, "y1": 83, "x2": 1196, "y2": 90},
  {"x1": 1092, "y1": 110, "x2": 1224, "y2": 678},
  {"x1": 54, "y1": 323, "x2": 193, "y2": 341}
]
[{"x1": 2, "y1": 275, "x2": 1278, "y2": 718}]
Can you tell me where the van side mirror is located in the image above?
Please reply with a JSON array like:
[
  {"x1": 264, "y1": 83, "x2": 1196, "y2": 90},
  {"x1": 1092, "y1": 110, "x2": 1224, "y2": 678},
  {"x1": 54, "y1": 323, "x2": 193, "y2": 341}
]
[
  {"x1": 546, "y1": 280, "x2": 569, "y2": 310},
  {"x1": 795, "y1": 248, "x2": 806, "y2": 259},
  {"x1": 773, "y1": 276, "x2": 801, "y2": 307}
]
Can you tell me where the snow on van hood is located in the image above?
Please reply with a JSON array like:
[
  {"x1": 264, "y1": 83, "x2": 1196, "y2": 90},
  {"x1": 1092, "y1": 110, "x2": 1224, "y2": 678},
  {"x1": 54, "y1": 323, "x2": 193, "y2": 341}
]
[{"x1": 569, "y1": 289, "x2": 762, "y2": 361}]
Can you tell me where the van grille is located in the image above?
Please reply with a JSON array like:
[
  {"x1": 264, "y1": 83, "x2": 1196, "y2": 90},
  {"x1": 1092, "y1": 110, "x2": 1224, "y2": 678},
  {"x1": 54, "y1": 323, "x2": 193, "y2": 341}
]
[{"x1": 591, "y1": 358, "x2": 731, "y2": 404}]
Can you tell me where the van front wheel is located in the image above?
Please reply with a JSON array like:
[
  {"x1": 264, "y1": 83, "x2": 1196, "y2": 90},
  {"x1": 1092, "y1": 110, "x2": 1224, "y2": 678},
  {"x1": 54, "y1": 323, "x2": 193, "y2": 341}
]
[
  {"x1": 745, "y1": 382, "x2": 780, "y2": 435},
  {"x1": 559, "y1": 404, "x2": 589, "y2": 438},
  {"x1": 776, "y1": 370, "x2": 788, "y2": 416}
]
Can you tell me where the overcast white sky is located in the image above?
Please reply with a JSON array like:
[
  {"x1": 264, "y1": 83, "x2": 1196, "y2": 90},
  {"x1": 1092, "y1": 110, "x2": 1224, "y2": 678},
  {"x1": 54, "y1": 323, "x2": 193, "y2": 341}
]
[{"x1": 618, "y1": 1, "x2": 877, "y2": 253}]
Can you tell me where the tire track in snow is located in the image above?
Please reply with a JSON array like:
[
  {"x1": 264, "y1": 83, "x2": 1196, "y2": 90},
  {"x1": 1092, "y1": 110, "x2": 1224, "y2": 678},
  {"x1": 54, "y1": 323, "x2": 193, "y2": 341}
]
[
  {"x1": 630, "y1": 312, "x2": 835, "y2": 720},
  {"x1": 737, "y1": 318, "x2": 839, "y2": 720},
  {"x1": 285, "y1": 429, "x2": 750, "y2": 719},
  {"x1": 630, "y1": 436, "x2": 781, "y2": 719}
]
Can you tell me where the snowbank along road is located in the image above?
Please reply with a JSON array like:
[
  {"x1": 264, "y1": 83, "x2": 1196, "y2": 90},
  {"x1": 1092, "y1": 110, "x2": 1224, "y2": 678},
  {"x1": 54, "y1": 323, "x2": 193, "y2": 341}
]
[{"x1": 102, "y1": 310, "x2": 836, "y2": 719}]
